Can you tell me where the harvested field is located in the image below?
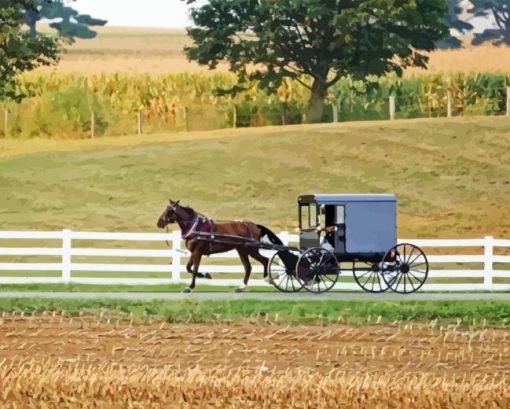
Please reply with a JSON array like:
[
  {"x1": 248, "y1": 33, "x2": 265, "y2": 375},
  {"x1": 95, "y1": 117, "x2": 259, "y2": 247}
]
[{"x1": 0, "y1": 314, "x2": 509, "y2": 408}]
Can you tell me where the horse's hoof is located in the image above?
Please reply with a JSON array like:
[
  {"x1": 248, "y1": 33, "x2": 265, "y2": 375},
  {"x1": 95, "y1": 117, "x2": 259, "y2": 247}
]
[
  {"x1": 235, "y1": 285, "x2": 247, "y2": 293},
  {"x1": 264, "y1": 277, "x2": 275, "y2": 285},
  {"x1": 182, "y1": 287, "x2": 193, "y2": 294},
  {"x1": 205, "y1": 273, "x2": 212, "y2": 280}
]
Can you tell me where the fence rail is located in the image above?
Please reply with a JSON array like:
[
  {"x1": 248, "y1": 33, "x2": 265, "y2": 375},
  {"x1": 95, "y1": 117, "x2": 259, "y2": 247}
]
[{"x1": 0, "y1": 230, "x2": 509, "y2": 291}]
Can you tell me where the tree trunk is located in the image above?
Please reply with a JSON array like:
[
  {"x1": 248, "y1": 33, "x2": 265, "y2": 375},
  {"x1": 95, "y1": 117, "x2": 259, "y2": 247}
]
[
  {"x1": 25, "y1": 9, "x2": 39, "y2": 38},
  {"x1": 307, "y1": 79, "x2": 328, "y2": 123},
  {"x1": 505, "y1": 25, "x2": 510, "y2": 45}
]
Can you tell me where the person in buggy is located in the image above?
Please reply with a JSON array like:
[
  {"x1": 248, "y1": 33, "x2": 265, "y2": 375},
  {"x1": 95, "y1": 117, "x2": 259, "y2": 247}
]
[{"x1": 315, "y1": 205, "x2": 338, "y2": 252}]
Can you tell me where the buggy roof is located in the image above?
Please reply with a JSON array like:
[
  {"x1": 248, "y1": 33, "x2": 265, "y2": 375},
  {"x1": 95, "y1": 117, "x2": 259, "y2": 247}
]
[{"x1": 298, "y1": 194, "x2": 396, "y2": 205}]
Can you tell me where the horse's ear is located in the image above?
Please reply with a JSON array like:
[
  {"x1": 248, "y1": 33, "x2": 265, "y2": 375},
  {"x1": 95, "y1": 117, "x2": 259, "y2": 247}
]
[
  {"x1": 169, "y1": 199, "x2": 174, "y2": 205},
  {"x1": 175, "y1": 200, "x2": 180, "y2": 206}
]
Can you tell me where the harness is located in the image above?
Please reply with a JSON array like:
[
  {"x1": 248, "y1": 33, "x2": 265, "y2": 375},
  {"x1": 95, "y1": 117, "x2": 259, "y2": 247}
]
[{"x1": 182, "y1": 213, "x2": 215, "y2": 240}]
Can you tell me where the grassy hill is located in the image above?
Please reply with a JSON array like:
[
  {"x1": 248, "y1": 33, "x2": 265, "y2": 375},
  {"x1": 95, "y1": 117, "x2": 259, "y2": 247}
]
[{"x1": 1, "y1": 117, "x2": 509, "y2": 238}]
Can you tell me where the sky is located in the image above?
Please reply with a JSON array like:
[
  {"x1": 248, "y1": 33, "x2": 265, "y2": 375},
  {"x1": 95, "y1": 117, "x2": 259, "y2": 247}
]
[
  {"x1": 72, "y1": 0, "x2": 192, "y2": 28},
  {"x1": 71, "y1": 0, "x2": 492, "y2": 32}
]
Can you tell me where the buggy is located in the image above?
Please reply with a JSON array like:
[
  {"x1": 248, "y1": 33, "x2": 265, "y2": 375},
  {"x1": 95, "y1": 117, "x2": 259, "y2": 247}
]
[{"x1": 267, "y1": 194, "x2": 429, "y2": 294}]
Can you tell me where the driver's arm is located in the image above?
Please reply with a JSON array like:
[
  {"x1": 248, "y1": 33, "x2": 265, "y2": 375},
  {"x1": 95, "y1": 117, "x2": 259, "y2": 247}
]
[{"x1": 316, "y1": 226, "x2": 337, "y2": 233}]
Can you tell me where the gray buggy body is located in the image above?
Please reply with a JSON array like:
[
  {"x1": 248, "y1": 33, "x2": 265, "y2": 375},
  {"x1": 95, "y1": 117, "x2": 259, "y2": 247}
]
[{"x1": 298, "y1": 194, "x2": 397, "y2": 261}]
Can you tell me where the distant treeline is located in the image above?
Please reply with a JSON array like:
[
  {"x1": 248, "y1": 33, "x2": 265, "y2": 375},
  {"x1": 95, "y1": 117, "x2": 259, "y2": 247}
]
[{"x1": 1, "y1": 72, "x2": 509, "y2": 139}]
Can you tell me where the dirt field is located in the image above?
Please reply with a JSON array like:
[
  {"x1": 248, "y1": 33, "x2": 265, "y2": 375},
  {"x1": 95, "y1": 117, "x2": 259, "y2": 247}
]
[{"x1": 0, "y1": 314, "x2": 508, "y2": 408}]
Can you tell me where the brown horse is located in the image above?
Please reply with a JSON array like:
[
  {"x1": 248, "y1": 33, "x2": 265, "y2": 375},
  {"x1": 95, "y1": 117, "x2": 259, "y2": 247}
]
[{"x1": 156, "y1": 200, "x2": 282, "y2": 292}]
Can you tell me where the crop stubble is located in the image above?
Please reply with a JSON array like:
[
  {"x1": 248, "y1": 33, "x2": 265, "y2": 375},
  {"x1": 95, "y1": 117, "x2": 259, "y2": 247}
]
[{"x1": 0, "y1": 314, "x2": 508, "y2": 408}]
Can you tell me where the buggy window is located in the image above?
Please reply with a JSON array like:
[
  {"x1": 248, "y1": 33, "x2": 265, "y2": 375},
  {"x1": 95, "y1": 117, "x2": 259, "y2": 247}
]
[
  {"x1": 300, "y1": 204, "x2": 318, "y2": 228},
  {"x1": 309, "y1": 204, "x2": 318, "y2": 227},
  {"x1": 300, "y1": 205, "x2": 309, "y2": 229},
  {"x1": 335, "y1": 205, "x2": 345, "y2": 224},
  {"x1": 325, "y1": 205, "x2": 335, "y2": 226}
]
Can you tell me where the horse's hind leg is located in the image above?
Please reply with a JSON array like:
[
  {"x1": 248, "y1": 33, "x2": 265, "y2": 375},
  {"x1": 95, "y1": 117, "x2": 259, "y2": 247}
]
[
  {"x1": 236, "y1": 249, "x2": 252, "y2": 292},
  {"x1": 249, "y1": 249, "x2": 269, "y2": 278}
]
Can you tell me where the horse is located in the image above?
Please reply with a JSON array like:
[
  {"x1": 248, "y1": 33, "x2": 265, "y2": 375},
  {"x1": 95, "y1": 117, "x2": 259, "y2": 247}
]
[{"x1": 156, "y1": 200, "x2": 283, "y2": 293}]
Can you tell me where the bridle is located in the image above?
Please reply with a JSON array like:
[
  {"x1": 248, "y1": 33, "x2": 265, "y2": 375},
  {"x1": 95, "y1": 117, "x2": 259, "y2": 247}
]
[
  {"x1": 163, "y1": 204, "x2": 195, "y2": 246},
  {"x1": 163, "y1": 205, "x2": 180, "y2": 248},
  {"x1": 163, "y1": 204, "x2": 212, "y2": 245},
  {"x1": 165, "y1": 225, "x2": 171, "y2": 247}
]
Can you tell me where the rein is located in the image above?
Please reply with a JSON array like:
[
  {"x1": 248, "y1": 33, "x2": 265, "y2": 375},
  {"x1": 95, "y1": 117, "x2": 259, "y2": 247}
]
[{"x1": 165, "y1": 225, "x2": 171, "y2": 248}]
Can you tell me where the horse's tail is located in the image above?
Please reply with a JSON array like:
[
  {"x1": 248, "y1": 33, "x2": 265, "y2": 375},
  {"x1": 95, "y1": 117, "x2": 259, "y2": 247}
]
[
  {"x1": 257, "y1": 224, "x2": 298, "y2": 274},
  {"x1": 257, "y1": 224, "x2": 283, "y2": 245}
]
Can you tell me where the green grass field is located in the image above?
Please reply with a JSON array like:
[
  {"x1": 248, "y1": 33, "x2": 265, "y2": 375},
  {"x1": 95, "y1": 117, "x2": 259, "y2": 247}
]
[
  {"x1": 0, "y1": 298, "x2": 509, "y2": 326},
  {"x1": 1, "y1": 117, "x2": 509, "y2": 238}
]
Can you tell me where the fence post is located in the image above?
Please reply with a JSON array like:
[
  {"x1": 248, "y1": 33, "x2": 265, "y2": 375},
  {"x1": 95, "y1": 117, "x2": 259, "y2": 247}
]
[
  {"x1": 389, "y1": 95, "x2": 396, "y2": 120},
  {"x1": 483, "y1": 236, "x2": 494, "y2": 288},
  {"x1": 184, "y1": 107, "x2": 189, "y2": 132},
  {"x1": 137, "y1": 111, "x2": 143, "y2": 135},
  {"x1": 3, "y1": 108, "x2": 8, "y2": 137},
  {"x1": 90, "y1": 110, "x2": 95, "y2": 139},
  {"x1": 332, "y1": 102, "x2": 339, "y2": 123},
  {"x1": 447, "y1": 91, "x2": 452, "y2": 118},
  {"x1": 171, "y1": 230, "x2": 182, "y2": 282},
  {"x1": 506, "y1": 87, "x2": 510, "y2": 116},
  {"x1": 233, "y1": 106, "x2": 237, "y2": 129},
  {"x1": 62, "y1": 229, "x2": 72, "y2": 283}
]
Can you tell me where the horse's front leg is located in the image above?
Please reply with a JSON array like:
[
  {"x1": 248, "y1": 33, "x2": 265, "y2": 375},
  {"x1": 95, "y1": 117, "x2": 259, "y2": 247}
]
[
  {"x1": 186, "y1": 241, "x2": 210, "y2": 279},
  {"x1": 185, "y1": 250, "x2": 202, "y2": 292},
  {"x1": 186, "y1": 259, "x2": 211, "y2": 279}
]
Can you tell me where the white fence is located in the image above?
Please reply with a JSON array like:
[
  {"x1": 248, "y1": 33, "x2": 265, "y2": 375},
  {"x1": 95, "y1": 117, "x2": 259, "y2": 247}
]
[{"x1": 0, "y1": 230, "x2": 509, "y2": 291}]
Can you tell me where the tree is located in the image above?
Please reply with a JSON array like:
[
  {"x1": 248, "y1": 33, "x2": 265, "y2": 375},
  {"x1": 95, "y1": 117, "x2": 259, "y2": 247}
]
[
  {"x1": 184, "y1": 0, "x2": 449, "y2": 122},
  {"x1": 470, "y1": 0, "x2": 510, "y2": 45},
  {"x1": 0, "y1": 0, "x2": 59, "y2": 101},
  {"x1": 24, "y1": 0, "x2": 107, "y2": 40},
  {"x1": 0, "y1": 0, "x2": 106, "y2": 101},
  {"x1": 437, "y1": 0, "x2": 474, "y2": 48}
]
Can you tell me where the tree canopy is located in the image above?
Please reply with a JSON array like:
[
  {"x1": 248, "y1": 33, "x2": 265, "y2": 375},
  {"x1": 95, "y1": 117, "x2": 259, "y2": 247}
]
[
  {"x1": 470, "y1": 0, "x2": 510, "y2": 46},
  {"x1": 0, "y1": 0, "x2": 59, "y2": 101},
  {"x1": 25, "y1": 0, "x2": 107, "y2": 40},
  {"x1": 437, "y1": 0, "x2": 474, "y2": 48},
  {"x1": 0, "y1": 0, "x2": 106, "y2": 102},
  {"x1": 185, "y1": 0, "x2": 448, "y2": 122}
]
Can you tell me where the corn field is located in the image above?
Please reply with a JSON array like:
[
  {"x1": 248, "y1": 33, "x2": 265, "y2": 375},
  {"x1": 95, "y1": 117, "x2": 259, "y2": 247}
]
[
  {"x1": 0, "y1": 313, "x2": 508, "y2": 408},
  {"x1": 0, "y1": 72, "x2": 509, "y2": 139}
]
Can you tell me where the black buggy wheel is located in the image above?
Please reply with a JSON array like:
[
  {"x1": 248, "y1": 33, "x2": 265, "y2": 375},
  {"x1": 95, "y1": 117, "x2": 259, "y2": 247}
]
[
  {"x1": 381, "y1": 243, "x2": 429, "y2": 294},
  {"x1": 295, "y1": 247, "x2": 340, "y2": 294},
  {"x1": 268, "y1": 250, "x2": 303, "y2": 293},
  {"x1": 353, "y1": 260, "x2": 391, "y2": 293}
]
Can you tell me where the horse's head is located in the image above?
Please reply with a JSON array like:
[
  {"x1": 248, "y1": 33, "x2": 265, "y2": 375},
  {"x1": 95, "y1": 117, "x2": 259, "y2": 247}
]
[
  {"x1": 157, "y1": 200, "x2": 196, "y2": 228},
  {"x1": 157, "y1": 199, "x2": 181, "y2": 228}
]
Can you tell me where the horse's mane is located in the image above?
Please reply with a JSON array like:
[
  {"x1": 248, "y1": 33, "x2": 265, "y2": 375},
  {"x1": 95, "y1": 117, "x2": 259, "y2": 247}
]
[
  {"x1": 180, "y1": 205, "x2": 197, "y2": 218},
  {"x1": 175, "y1": 203, "x2": 210, "y2": 221}
]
